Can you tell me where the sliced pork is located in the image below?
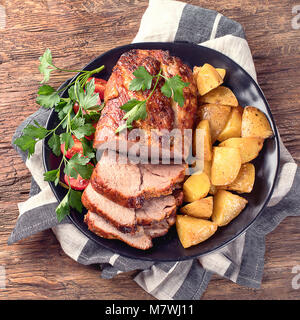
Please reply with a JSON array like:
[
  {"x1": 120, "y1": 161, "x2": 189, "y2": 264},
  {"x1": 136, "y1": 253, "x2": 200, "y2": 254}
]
[
  {"x1": 85, "y1": 211, "x2": 153, "y2": 250},
  {"x1": 90, "y1": 151, "x2": 186, "y2": 208},
  {"x1": 82, "y1": 182, "x2": 181, "y2": 232}
]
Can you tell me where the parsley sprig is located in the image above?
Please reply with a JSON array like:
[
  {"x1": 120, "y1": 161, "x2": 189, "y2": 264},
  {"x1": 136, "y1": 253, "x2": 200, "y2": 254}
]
[
  {"x1": 14, "y1": 49, "x2": 105, "y2": 222},
  {"x1": 116, "y1": 66, "x2": 189, "y2": 133}
]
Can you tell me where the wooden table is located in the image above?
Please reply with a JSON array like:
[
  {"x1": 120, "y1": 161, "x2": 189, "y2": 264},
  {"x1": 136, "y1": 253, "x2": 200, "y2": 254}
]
[{"x1": 0, "y1": 0, "x2": 299, "y2": 300}]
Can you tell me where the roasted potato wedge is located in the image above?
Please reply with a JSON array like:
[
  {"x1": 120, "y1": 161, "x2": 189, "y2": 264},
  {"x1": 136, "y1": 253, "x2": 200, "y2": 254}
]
[
  {"x1": 193, "y1": 119, "x2": 212, "y2": 161},
  {"x1": 198, "y1": 104, "x2": 231, "y2": 143},
  {"x1": 219, "y1": 137, "x2": 264, "y2": 163},
  {"x1": 183, "y1": 171, "x2": 211, "y2": 202},
  {"x1": 199, "y1": 86, "x2": 238, "y2": 107},
  {"x1": 219, "y1": 163, "x2": 255, "y2": 193},
  {"x1": 192, "y1": 160, "x2": 218, "y2": 195},
  {"x1": 180, "y1": 196, "x2": 213, "y2": 219},
  {"x1": 211, "y1": 147, "x2": 241, "y2": 186},
  {"x1": 216, "y1": 68, "x2": 226, "y2": 79},
  {"x1": 241, "y1": 106, "x2": 273, "y2": 139},
  {"x1": 212, "y1": 190, "x2": 248, "y2": 226},
  {"x1": 176, "y1": 215, "x2": 218, "y2": 248},
  {"x1": 217, "y1": 107, "x2": 242, "y2": 141},
  {"x1": 195, "y1": 63, "x2": 223, "y2": 96},
  {"x1": 194, "y1": 66, "x2": 226, "y2": 80}
]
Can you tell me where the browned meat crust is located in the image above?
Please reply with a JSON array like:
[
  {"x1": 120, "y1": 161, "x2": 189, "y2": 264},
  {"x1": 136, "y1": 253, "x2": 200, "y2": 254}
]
[{"x1": 93, "y1": 49, "x2": 198, "y2": 159}]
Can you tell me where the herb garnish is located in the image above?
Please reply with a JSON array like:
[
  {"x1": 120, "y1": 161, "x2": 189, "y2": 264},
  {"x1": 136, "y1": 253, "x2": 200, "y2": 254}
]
[
  {"x1": 116, "y1": 66, "x2": 189, "y2": 133},
  {"x1": 14, "y1": 49, "x2": 105, "y2": 222}
]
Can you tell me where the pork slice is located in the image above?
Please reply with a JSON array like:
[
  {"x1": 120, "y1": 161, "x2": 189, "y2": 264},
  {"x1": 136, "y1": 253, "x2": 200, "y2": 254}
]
[
  {"x1": 91, "y1": 151, "x2": 186, "y2": 208},
  {"x1": 143, "y1": 213, "x2": 176, "y2": 239},
  {"x1": 82, "y1": 183, "x2": 181, "y2": 231},
  {"x1": 82, "y1": 183, "x2": 136, "y2": 233},
  {"x1": 135, "y1": 193, "x2": 179, "y2": 225},
  {"x1": 139, "y1": 164, "x2": 186, "y2": 199},
  {"x1": 85, "y1": 211, "x2": 153, "y2": 250}
]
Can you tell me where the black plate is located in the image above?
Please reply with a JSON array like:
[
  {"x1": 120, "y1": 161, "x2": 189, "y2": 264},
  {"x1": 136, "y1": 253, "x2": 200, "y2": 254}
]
[{"x1": 43, "y1": 42, "x2": 280, "y2": 261}]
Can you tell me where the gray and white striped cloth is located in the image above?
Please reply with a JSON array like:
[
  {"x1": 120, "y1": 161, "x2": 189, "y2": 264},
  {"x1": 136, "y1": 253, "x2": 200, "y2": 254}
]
[{"x1": 9, "y1": 0, "x2": 299, "y2": 300}]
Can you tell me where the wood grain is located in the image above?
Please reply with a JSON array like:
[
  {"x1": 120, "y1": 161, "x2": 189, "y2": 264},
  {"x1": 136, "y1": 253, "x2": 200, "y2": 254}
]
[{"x1": 0, "y1": 0, "x2": 299, "y2": 300}]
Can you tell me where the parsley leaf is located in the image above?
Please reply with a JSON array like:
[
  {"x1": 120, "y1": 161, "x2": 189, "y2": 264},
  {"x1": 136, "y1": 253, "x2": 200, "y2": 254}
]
[
  {"x1": 56, "y1": 192, "x2": 70, "y2": 222},
  {"x1": 14, "y1": 122, "x2": 49, "y2": 157},
  {"x1": 81, "y1": 138, "x2": 95, "y2": 159},
  {"x1": 74, "y1": 79, "x2": 99, "y2": 111},
  {"x1": 38, "y1": 85, "x2": 56, "y2": 95},
  {"x1": 83, "y1": 111, "x2": 101, "y2": 123},
  {"x1": 36, "y1": 90, "x2": 60, "y2": 109},
  {"x1": 39, "y1": 48, "x2": 55, "y2": 83},
  {"x1": 116, "y1": 99, "x2": 147, "y2": 133},
  {"x1": 44, "y1": 169, "x2": 60, "y2": 186},
  {"x1": 120, "y1": 99, "x2": 141, "y2": 112},
  {"x1": 48, "y1": 133, "x2": 61, "y2": 157},
  {"x1": 69, "y1": 189, "x2": 83, "y2": 213},
  {"x1": 64, "y1": 153, "x2": 93, "y2": 180},
  {"x1": 23, "y1": 124, "x2": 49, "y2": 139},
  {"x1": 129, "y1": 66, "x2": 153, "y2": 91},
  {"x1": 161, "y1": 75, "x2": 189, "y2": 107},
  {"x1": 60, "y1": 133, "x2": 74, "y2": 151},
  {"x1": 72, "y1": 123, "x2": 95, "y2": 139},
  {"x1": 14, "y1": 135, "x2": 37, "y2": 157}
]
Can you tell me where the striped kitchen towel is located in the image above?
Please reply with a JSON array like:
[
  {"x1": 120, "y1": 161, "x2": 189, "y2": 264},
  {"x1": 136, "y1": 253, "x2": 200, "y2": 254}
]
[{"x1": 9, "y1": 0, "x2": 299, "y2": 300}]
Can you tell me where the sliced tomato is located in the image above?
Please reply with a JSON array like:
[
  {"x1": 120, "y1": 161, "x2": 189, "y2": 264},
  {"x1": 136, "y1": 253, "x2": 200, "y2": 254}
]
[
  {"x1": 87, "y1": 77, "x2": 107, "y2": 100},
  {"x1": 85, "y1": 122, "x2": 97, "y2": 141},
  {"x1": 64, "y1": 173, "x2": 89, "y2": 191},
  {"x1": 60, "y1": 135, "x2": 83, "y2": 159},
  {"x1": 64, "y1": 163, "x2": 94, "y2": 191}
]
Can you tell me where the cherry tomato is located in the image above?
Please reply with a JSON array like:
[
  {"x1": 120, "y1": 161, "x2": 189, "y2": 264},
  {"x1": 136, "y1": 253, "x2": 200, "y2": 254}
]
[
  {"x1": 85, "y1": 122, "x2": 97, "y2": 141},
  {"x1": 60, "y1": 135, "x2": 83, "y2": 159},
  {"x1": 87, "y1": 77, "x2": 107, "y2": 100},
  {"x1": 64, "y1": 163, "x2": 94, "y2": 191},
  {"x1": 64, "y1": 173, "x2": 89, "y2": 191},
  {"x1": 73, "y1": 102, "x2": 81, "y2": 114}
]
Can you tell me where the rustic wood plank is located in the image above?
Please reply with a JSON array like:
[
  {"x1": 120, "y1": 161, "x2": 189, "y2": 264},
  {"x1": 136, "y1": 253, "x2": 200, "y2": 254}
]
[{"x1": 0, "y1": 0, "x2": 299, "y2": 300}]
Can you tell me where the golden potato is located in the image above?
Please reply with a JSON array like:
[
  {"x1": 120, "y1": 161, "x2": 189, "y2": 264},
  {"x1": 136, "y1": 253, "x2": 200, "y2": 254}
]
[
  {"x1": 216, "y1": 68, "x2": 226, "y2": 79},
  {"x1": 176, "y1": 215, "x2": 218, "y2": 248},
  {"x1": 193, "y1": 119, "x2": 212, "y2": 161},
  {"x1": 192, "y1": 160, "x2": 217, "y2": 195},
  {"x1": 212, "y1": 190, "x2": 248, "y2": 226},
  {"x1": 183, "y1": 171, "x2": 211, "y2": 202},
  {"x1": 211, "y1": 147, "x2": 241, "y2": 186},
  {"x1": 241, "y1": 106, "x2": 273, "y2": 139},
  {"x1": 202, "y1": 160, "x2": 212, "y2": 177},
  {"x1": 199, "y1": 86, "x2": 238, "y2": 107},
  {"x1": 228, "y1": 163, "x2": 255, "y2": 193},
  {"x1": 198, "y1": 104, "x2": 231, "y2": 143},
  {"x1": 180, "y1": 196, "x2": 213, "y2": 219},
  {"x1": 194, "y1": 66, "x2": 226, "y2": 80},
  {"x1": 195, "y1": 63, "x2": 223, "y2": 96},
  {"x1": 217, "y1": 107, "x2": 242, "y2": 141},
  {"x1": 219, "y1": 137, "x2": 264, "y2": 163}
]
